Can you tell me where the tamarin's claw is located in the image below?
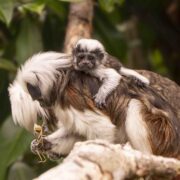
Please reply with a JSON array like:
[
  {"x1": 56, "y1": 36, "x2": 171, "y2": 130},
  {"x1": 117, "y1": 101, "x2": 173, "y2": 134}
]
[{"x1": 93, "y1": 95, "x2": 107, "y2": 109}]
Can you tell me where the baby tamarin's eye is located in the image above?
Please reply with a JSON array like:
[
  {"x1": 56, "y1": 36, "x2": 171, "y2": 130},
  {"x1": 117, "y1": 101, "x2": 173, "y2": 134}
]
[
  {"x1": 78, "y1": 54, "x2": 85, "y2": 60},
  {"x1": 88, "y1": 55, "x2": 95, "y2": 61}
]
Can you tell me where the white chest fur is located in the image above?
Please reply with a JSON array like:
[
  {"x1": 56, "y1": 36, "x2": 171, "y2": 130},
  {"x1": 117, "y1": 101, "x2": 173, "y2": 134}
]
[
  {"x1": 125, "y1": 99, "x2": 152, "y2": 154},
  {"x1": 53, "y1": 104, "x2": 116, "y2": 142}
]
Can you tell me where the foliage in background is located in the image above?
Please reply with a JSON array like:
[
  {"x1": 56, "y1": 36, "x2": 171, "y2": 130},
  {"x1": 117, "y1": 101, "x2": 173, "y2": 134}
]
[{"x1": 0, "y1": 0, "x2": 179, "y2": 179}]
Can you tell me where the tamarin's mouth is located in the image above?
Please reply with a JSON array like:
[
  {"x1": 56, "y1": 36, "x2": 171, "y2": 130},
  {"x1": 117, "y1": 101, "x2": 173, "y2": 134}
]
[{"x1": 78, "y1": 62, "x2": 95, "y2": 70}]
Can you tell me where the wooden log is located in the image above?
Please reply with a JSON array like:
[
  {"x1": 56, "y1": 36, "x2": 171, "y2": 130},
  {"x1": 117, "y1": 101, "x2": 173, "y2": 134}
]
[{"x1": 35, "y1": 140, "x2": 180, "y2": 180}]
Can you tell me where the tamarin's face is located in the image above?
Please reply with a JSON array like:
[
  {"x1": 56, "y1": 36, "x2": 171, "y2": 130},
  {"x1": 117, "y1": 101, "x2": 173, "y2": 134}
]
[{"x1": 73, "y1": 39, "x2": 105, "y2": 72}]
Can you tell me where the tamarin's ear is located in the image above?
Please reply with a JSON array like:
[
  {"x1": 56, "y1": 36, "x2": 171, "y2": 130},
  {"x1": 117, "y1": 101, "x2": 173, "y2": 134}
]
[
  {"x1": 26, "y1": 82, "x2": 41, "y2": 100},
  {"x1": 72, "y1": 47, "x2": 76, "y2": 55},
  {"x1": 99, "y1": 52, "x2": 104, "y2": 60}
]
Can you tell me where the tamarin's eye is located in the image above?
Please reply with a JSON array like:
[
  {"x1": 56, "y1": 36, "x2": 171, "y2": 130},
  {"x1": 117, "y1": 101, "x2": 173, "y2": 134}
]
[
  {"x1": 88, "y1": 55, "x2": 95, "y2": 61},
  {"x1": 78, "y1": 54, "x2": 85, "y2": 60}
]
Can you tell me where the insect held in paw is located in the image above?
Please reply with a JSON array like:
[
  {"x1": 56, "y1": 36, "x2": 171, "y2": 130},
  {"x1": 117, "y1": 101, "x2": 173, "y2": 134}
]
[{"x1": 33, "y1": 123, "x2": 47, "y2": 163}]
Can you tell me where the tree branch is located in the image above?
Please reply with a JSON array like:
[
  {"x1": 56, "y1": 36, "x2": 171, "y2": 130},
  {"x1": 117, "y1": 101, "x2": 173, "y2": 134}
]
[
  {"x1": 35, "y1": 140, "x2": 180, "y2": 180},
  {"x1": 63, "y1": 0, "x2": 94, "y2": 53}
]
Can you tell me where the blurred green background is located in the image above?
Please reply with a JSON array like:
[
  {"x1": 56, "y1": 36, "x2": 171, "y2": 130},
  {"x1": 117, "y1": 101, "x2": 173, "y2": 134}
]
[{"x1": 0, "y1": 0, "x2": 180, "y2": 179}]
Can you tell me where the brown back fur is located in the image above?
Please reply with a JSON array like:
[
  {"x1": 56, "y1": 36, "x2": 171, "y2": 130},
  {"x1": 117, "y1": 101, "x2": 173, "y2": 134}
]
[{"x1": 55, "y1": 70, "x2": 180, "y2": 159}]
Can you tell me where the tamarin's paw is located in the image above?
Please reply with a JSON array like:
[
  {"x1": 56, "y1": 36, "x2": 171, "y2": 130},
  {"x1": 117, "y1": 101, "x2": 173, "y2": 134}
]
[
  {"x1": 131, "y1": 77, "x2": 148, "y2": 88},
  {"x1": 47, "y1": 151, "x2": 63, "y2": 161},
  {"x1": 31, "y1": 138, "x2": 65, "y2": 161},
  {"x1": 30, "y1": 138, "x2": 52, "y2": 154},
  {"x1": 93, "y1": 94, "x2": 107, "y2": 109}
]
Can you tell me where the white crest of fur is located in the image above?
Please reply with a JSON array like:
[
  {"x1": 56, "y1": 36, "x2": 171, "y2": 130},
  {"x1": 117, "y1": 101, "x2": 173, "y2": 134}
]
[
  {"x1": 8, "y1": 81, "x2": 46, "y2": 131},
  {"x1": 17, "y1": 52, "x2": 72, "y2": 95},
  {"x1": 8, "y1": 52, "x2": 72, "y2": 131},
  {"x1": 76, "y1": 38, "x2": 105, "y2": 52}
]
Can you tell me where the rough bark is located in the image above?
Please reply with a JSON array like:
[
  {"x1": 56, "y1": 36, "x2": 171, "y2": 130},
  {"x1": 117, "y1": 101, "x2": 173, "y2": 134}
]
[
  {"x1": 35, "y1": 140, "x2": 180, "y2": 180},
  {"x1": 63, "y1": 0, "x2": 94, "y2": 53}
]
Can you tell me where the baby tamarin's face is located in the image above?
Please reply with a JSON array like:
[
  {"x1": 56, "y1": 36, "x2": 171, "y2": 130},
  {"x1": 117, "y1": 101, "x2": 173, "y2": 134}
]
[{"x1": 72, "y1": 39, "x2": 105, "y2": 72}]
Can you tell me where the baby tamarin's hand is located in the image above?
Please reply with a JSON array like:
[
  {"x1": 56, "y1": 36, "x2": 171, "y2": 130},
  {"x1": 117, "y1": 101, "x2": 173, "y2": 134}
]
[{"x1": 93, "y1": 93, "x2": 107, "y2": 109}]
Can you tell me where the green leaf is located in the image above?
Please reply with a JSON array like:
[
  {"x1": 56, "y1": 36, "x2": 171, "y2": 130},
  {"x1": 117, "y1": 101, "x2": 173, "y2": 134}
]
[
  {"x1": 15, "y1": 18, "x2": 43, "y2": 64},
  {"x1": 0, "y1": 0, "x2": 14, "y2": 25},
  {"x1": 45, "y1": 0, "x2": 67, "y2": 18},
  {"x1": 94, "y1": 11, "x2": 126, "y2": 60},
  {"x1": 0, "y1": 117, "x2": 33, "y2": 180},
  {"x1": 8, "y1": 162, "x2": 36, "y2": 180},
  {"x1": 57, "y1": 0, "x2": 83, "y2": 2},
  {"x1": 0, "y1": 10, "x2": 6, "y2": 23},
  {"x1": 150, "y1": 49, "x2": 168, "y2": 75},
  {"x1": 19, "y1": 0, "x2": 45, "y2": 15},
  {"x1": 115, "y1": 0, "x2": 125, "y2": 5},
  {"x1": 0, "y1": 59, "x2": 17, "y2": 72},
  {"x1": 98, "y1": 0, "x2": 115, "y2": 12}
]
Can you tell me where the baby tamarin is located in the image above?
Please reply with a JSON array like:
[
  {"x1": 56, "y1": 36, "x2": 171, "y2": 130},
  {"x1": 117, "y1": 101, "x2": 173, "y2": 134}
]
[{"x1": 72, "y1": 39, "x2": 150, "y2": 107}]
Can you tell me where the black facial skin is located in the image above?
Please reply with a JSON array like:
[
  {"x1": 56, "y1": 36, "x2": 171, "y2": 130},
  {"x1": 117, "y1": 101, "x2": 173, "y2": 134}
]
[
  {"x1": 27, "y1": 83, "x2": 41, "y2": 101},
  {"x1": 76, "y1": 52, "x2": 96, "y2": 71},
  {"x1": 73, "y1": 44, "x2": 104, "y2": 71},
  {"x1": 26, "y1": 82, "x2": 53, "y2": 107}
]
